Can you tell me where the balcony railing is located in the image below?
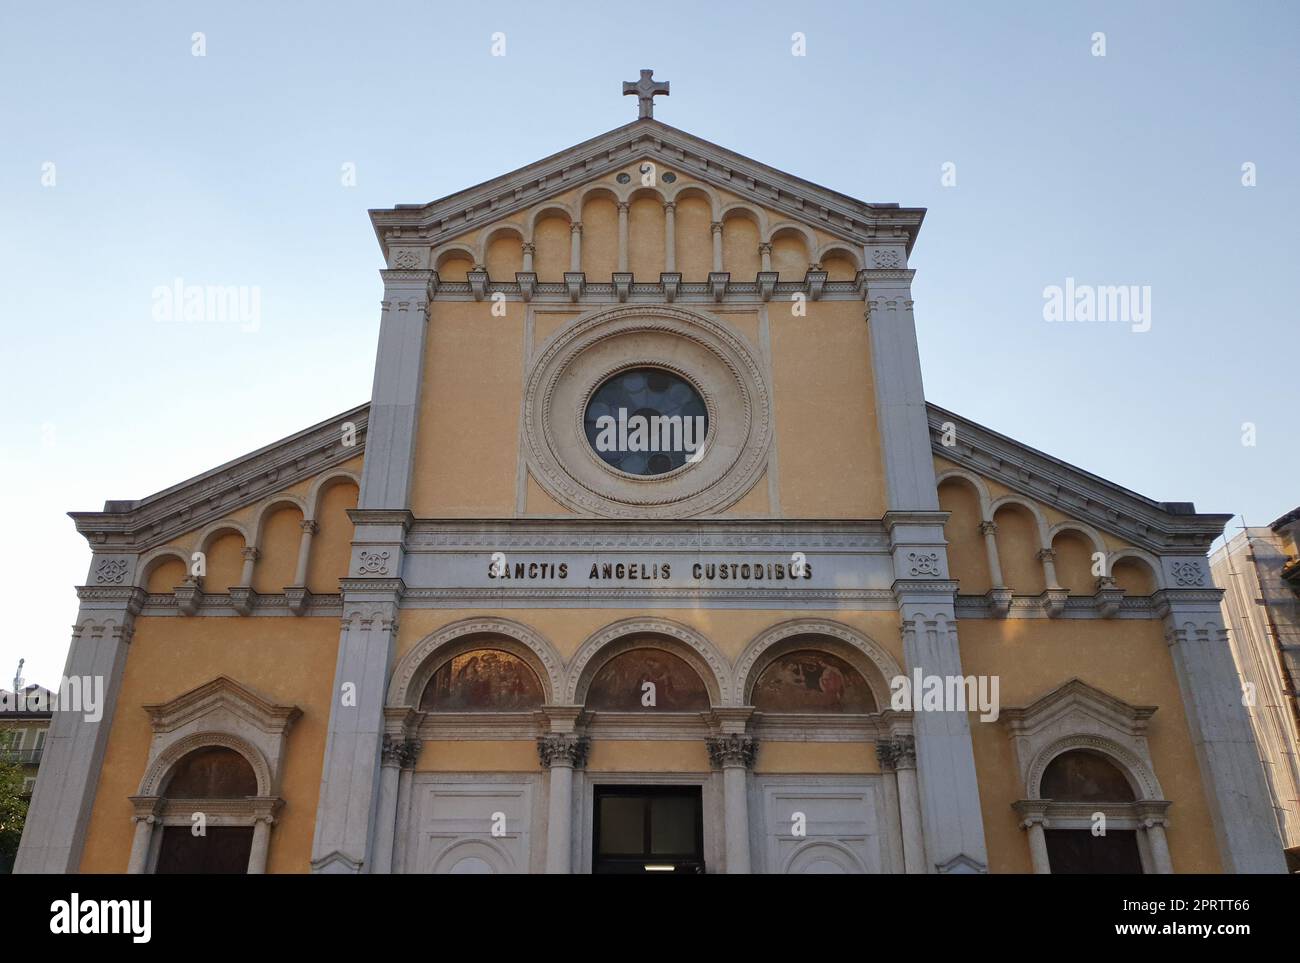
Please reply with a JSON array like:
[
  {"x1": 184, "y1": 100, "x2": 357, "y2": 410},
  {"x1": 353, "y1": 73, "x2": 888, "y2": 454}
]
[{"x1": 0, "y1": 748, "x2": 43, "y2": 765}]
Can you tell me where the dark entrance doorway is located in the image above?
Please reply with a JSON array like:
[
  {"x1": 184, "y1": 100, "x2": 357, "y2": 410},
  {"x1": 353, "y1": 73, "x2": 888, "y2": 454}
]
[
  {"x1": 1044, "y1": 829, "x2": 1144, "y2": 874},
  {"x1": 154, "y1": 825, "x2": 254, "y2": 874},
  {"x1": 593, "y1": 786, "x2": 704, "y2": 874}
]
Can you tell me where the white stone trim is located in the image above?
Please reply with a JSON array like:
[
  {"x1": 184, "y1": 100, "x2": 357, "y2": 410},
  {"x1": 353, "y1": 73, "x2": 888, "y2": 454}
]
[
  {"x1": 1047, "y1": 520, "x2": 1106, "y2": 556},
  {"x1": 989, "y1": 494, "x2": 1051, "y2": 549},
  {"x1": 305, "y1": 468, "x2": 360, "y2": 522}
]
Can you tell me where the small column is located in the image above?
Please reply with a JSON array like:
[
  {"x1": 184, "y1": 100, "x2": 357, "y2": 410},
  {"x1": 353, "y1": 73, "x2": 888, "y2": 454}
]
[
  {"x1": 979, "y1": 520, "x2": 1004, "y2": 587},
  {"x1": 874, "y1": 740, "x2": 907, "y2": 874},
  {"x1": 127, "y1": 816, "x2": 155, "y2": 874},
  {"x1": 539, "y1": 731, "x2": 588, "y2": 874},
  {"x1": 1143, "y1": 818, "x2": 1174, "y2": 874},
  {"x1": 890, "y1": 736, "x2": 926, "y2": 874},
  {"x1": 238, "y1": 547, "x2": 260, "y2": 586},
  {"x1": 391, "y1": 741, "x2": 419, "y2": 874},
  {"x1": 1037, "y1": 547, "x2": 1061, "y2": 588},
  {"x1": 370, "y1": 736, "x2": 404, "y2": 874},
  {"x1": 126, "y1": 796, "x2": 162, "y2": 874},
  {"x1": 248, "y1": 817, "x2": 274, "y2": 874},
  {"x1": 710, "y1": 222, "x2": 724, "y2": 273},
  {"x1": 663, "y1": 202, "x2": 677, "y2": 272},
  {"x1": 758, "y1": 242, "x2": 772, "y2": 273},
  {"x1": 521, "y1": 242, "x2": 535, "y2": 274},
  {"x1": 246, "y1": 798, "x2": 283, "y2": 874},
  {"x1": 569, "y1": 222, "x2": 583, "y2": 273},
  {"x1": 293, "y1": 519, "x2": 318, "y2": 586},
  {"x1": 706, "y1": 733, "x2": 757, "y2": 874},
  {"x1": 1025, "y1": 818, "x2": 1051, "y2": 874},
  {"x1": 616, "y1": 203, "x2": 630, "y2": 273}
]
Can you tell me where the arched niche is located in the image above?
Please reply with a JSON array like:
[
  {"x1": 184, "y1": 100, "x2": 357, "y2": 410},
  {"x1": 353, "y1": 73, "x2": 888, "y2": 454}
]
[
  {"x1": 566, "y1": 619, "x2": 728, "y2": 708},
  {"x1": 1051, "y1": 529, "x2": 1096, "y2": 595},
  {"x1": 938, "y1": 476, "x2": 992, "y2": 594},
  {"x1": 585, "y1": 646, "x2": 710, "y2": 711},
  {"x1": 580, "y1": 190, "x2": 619, "y2": 278},
  {"x1": 162, "y1": 745, "x2": 259, "y2": 798},
  {"x1": 721, "y1": 209, "x2": 761, "y2": 277},
  {"x1": 483, "y1": 226, "x2": 525, "y2": 280},
  {"x1": 388, "y1": 618, "x2": 563, "y2": 709},
  {"x1": 750, "y1": 647, "x2": 877, "y2": 714},
  {"x1": 993, "y1": 501, "x2": 1047, "y2": 594},
  {"x1": 735, "y1": 619, "x2": 902, "y2": 710},
  {"x1": 141, "y1": 551, "x2": 188, "y2": 593},
  {"x1": 1039, "y1": 748, "x2": 1137, "y2": 802},
  {"x1": 418, "y1": 647, "x2": 546, "y2": 712}
]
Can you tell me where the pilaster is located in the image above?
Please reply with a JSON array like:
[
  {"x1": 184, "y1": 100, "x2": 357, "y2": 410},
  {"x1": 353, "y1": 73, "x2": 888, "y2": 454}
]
[
  {"x1": 15, "y1": 565, "x2": 144, "y2": 874},
  {"x1": 887, "y1": 512, "x2": 989, "y2": 874},
  {"x1": 359, "y1": 270, "x2": 433, "y2": 511},
  {"x1": 310, "y1": 540, "x2": 408, "y2": 872},
  {"x1": 1155, "y1": 581, "x2": 1287, "y2": 872},
  {"x1": 864, "y1": 268, "x2": 938, "y2": 511}
]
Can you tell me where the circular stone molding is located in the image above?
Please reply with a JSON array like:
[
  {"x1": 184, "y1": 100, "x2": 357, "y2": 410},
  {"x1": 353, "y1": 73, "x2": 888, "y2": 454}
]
[{"x1": 524, "y1": 305, "x2": 772, "y2": 517}]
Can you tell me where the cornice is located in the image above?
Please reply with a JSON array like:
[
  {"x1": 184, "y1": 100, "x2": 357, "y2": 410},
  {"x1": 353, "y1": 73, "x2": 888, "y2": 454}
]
[
  {"x1": 928, "y1": 403, "x2": 1231, "y2": 553},
  {"x1": 69, "y1": 404, "x2": 368, "y2": 552},
  {"x1": 369, "y1": 118, "x2": 925, "y2": 257},
  {"x1": 421, "y1": 275, "x2": 872, "y2": 304}
]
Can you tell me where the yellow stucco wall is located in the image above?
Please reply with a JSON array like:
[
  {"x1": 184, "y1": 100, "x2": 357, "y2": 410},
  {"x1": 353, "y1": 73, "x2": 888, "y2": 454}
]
[
  {"x1": 78, "y1": 615, "x2": 340, "y2": 874},
  {"x1": 772, "y1": 299, "x2": 885, "y2": 517}
]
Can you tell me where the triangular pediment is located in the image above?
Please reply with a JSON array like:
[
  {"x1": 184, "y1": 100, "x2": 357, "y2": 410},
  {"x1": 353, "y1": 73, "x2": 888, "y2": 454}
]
[
  {"x1": 369, "y1": 118, "x2": 924, "y2": 259},
  {"x1": 143, "y1": 675, "x2": 302, "y2": 735},
  {"x1": 1001, "y1": 678, "x2": 1157, "y2": 739}
]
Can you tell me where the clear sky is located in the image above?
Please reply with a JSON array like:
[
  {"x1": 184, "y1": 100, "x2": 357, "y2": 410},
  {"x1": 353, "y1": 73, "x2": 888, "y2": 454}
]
[{"x1": 1, "y1": 1, "x2": 1296, "y2": 687}]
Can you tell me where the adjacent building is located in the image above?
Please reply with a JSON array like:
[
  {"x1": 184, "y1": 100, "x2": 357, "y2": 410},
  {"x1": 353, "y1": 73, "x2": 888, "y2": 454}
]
[{"x1": 1210, "y1": 508, "x2": 1300, "y2": 870}]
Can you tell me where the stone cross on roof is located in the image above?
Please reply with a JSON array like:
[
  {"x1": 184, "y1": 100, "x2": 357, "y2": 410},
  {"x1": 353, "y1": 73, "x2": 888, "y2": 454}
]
[{"x1": 623, "y1": 69, "x2": 669, "y2": 119}]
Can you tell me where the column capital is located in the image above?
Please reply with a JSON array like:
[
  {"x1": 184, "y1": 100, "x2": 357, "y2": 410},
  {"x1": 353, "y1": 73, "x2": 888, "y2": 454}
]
[
  {"x1": 706, "y1": 734, "x2": 757, "y2": 770},
  {"x1": 662, "y1": 200, "x2": 676, "y2": 213},
  {"x1": 538, "y1": 733, "x2": 589, "y2": 770},
  {"x1": 616, "y1": 201, "x2": 630, "y2": 213},
  {"x1": 710, "y1": 221, "x2": 724, "y2": 235},
  {"x1": 382, "y1": 735, "x2": 421, "y2": 770},
  {"x1": 889, "y1": 734, "x2": 916, "y2": 770},
  {"x1": 875, "y1": 739, "x2": 898, "y2": 772},
  {"x1": 300, "y1": 519, "x2": 319, "y2": 535},
  {"x1": 240, "y1": 547, "x2": 260, "y2": 562},
  {"x1": 757, "y1": 242, "x2": 772, "y2": 254},
  {"x1": 521, "y1": 242, "x2": 536, "y2": 255},
  {"x1": 570, "y1": 221, "x2": 583, "y2": 235},
  {"x1": 979, "y1": 520, "x2": 997, "y2": 537}
]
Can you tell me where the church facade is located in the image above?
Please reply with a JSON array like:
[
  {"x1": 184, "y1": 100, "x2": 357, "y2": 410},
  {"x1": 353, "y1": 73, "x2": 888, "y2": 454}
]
[{"x1": 16, "y1": 77, "x2": 1287, "y2": 874}]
